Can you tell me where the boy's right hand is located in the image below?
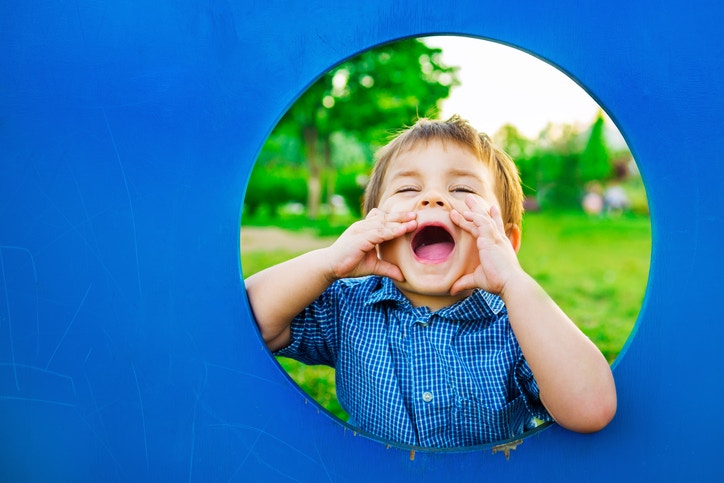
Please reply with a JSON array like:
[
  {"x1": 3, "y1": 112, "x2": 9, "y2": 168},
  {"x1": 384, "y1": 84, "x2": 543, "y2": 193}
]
[{"x1": 325, "y1": 208, "x2": 417, "y2": 282}]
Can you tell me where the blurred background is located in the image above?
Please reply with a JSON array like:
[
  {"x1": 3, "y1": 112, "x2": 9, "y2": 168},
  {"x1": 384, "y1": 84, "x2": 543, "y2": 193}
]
[{"x1": 241, "y1": 36, "x2": 651, "y2": 422}]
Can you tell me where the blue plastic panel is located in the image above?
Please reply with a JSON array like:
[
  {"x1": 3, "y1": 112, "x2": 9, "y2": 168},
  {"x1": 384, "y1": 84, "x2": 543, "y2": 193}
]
[{"x1": 1, "y1": 1, "x2": 723, "y2": 481}]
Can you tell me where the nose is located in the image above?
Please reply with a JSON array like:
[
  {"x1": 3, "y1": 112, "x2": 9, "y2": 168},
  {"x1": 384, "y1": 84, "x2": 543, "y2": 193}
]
[{"x1": 419, "y1": 190, "x2": 446, "y2": 208}]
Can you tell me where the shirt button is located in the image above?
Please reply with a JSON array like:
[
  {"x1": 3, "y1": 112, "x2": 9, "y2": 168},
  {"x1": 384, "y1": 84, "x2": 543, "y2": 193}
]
[{"x1": 422, "y1": 391, "x2": 433, "y2": 402}]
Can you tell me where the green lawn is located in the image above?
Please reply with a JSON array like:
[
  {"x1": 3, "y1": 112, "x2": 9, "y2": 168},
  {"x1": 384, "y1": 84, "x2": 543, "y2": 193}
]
[
  {"x1": 516, "y1": 212, "x2": 651, "y2": 363},
  {"x1": 241, "y1": 211, "x2": 651, "y2": 421}
]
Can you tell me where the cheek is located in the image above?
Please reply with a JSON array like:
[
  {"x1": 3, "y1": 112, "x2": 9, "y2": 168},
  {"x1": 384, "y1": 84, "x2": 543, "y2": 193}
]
[
  {"x1": 378, "y1": 195, "x2": 416, "y2": 213},
  {"x1": 378, "y1": 200, "x2": 398, "y2": 212},
  {"x1": 457, "y1": 233, "x2": 480, "y2": 266},
  {"x1": 450, "y1": 196, "x2": 471, "y2": 212}
]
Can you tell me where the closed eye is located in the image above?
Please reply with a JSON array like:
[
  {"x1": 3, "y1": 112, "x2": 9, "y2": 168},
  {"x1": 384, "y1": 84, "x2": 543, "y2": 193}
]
[
  {"x1": 395, "y1": 185, "x2": 420, "y2": 193},
  {"x1": 450, "y1": 185, "x2": 476, "y2": 194}
]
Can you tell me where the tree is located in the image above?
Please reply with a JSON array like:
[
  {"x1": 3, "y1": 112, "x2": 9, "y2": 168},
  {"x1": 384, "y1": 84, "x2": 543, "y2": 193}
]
[
  {"x1": 263, "y1": 38, "x2": 459, "y2": 219},
  {"x1": 579, "y1": 110, "x2": 612, "y2": 183},
  {"x1": 494, "y1": 124, "x2": 537, "y2": 199}
]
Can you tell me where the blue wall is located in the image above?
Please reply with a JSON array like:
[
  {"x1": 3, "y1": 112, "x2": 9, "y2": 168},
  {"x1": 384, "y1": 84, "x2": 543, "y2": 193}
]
[{"x1": 1, "y1": 1, "x2": 722, "y2": 480}]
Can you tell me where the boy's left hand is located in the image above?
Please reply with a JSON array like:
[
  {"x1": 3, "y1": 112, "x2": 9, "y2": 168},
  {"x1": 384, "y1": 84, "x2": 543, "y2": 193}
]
[{"x1": 449, "y1": 194, "x2": 523, "y2": 296}]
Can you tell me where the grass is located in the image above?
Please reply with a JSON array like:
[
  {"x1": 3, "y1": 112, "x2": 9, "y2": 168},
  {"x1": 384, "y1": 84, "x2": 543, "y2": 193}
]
[
  {"x1": 241, "y1": 210, "x2": 651, "y2": 421},
  {"x1": 517, "y1": 212, "x2": 651, "y2": 362}
]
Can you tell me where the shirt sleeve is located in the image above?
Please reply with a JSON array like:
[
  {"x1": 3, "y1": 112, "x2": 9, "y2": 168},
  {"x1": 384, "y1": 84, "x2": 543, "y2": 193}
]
[{"x1": 273, "y1": 281, "x2": 342, "y2": 367}]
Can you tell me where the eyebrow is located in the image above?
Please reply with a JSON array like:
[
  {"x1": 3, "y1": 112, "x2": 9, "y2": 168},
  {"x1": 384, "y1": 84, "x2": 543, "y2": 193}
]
[
  {"x1": 387, "y1": 169, "x2": 421, "y2": 180},
  {"x1": 388, "y1": 168, "x2": 484, "y2": 181},
  {"x1": 447, "y1": 168, "x2": 485, "y2": 181}
]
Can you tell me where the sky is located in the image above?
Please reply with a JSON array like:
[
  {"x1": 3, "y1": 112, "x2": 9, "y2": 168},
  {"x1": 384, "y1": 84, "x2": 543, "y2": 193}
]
[{"x1": 422, "y1": 36, "x2": 622, "y2": 141}]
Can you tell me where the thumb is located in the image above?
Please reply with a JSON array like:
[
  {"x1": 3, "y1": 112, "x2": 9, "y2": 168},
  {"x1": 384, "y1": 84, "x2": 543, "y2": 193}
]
[
  {"x1": 450, "y1": 273, "x2": 478, "y2": 296},
  {"x1": 373, "y1": 259, "x2": 405, "y2": 282}
]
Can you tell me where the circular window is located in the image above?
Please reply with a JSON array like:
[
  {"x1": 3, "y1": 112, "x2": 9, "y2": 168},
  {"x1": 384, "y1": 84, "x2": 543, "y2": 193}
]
[{"x1": 241, "y1": 35, "x2": 650, "y2": 448}]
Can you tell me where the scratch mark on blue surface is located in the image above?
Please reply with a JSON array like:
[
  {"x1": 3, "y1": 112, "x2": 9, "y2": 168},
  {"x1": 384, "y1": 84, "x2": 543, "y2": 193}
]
[
  {"x1": 79, "y1": 370, "x2": 126, "y2": 479},
  {"x1": 223, "y1": 420, "x2": 305, "y2": 483},
  {"x1": 0, "y1": 363, "x2": 78, "y2": 399},
  {"x1": 206, "y1": 422, "x2": 319, "y2": 464},
  {"x1": 204, "y1": 361, "x2": 284, "y2": 387},
  {"x1": 45, "y1": 283, "x2": 92, "y2": 370},
  {"x1": 81, "y1": 370, "x2": 123, "y2": 475},
  {"x1": 0, "y1": 246, "x2": 40, "y2": 359},
  {"x1": 187, "y1": 362, "x2": 207, "y2": 483},
  {"x1": 132, "y1": 362, "x2": 150, "y2": 472},
  {"x1": 0, "y1": 395, "x2": 75, "y2": 407},
  {"x1": 77, "y1": 408, "x2": 125, "y2": 479},
  {"x1": 313, "y1": 434, "x2": 334, "y2": 483},
  {"x1": 68, "y1": 162, "x2": 105, "y2": 285},
  {"x1": 187, "y1": 398, "x2": 199, "y2": 482},
  {"x1": 228, "y1": 416, "x2": 268, "y2": 481},
  {"x1": 102, "y1": 108, "x2": 143, "y2": 297},
  {"x1": 238, "y1": 449, "x2": 304, "y2": 482},
  {"x1": 187, "y1": 416, "x2": 197, "y2": 483},
  {"x1": 28, "y1": 173, "x2": 129, "y2": 301},
  {"x1": 0, "y1": 247, "x2": 19, "y2": 391}
]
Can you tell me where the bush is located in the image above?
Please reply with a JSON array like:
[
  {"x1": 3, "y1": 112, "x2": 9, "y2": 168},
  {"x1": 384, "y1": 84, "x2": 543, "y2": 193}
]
[
  {"x1": 335, "y1": 168, "x2": 367, "y2": 217},
  {"x1": 245, "y1": 165, "x2": 308, "y2": 216}
]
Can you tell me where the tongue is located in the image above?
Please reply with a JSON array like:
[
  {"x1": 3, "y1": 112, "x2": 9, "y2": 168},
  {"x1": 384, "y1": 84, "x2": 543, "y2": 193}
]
[{"x1": 416, "y1": 241, "x2": 454, "y2": 261}]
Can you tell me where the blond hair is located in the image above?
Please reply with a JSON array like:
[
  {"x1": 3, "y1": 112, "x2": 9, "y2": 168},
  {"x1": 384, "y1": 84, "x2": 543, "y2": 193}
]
[{"x1": 362, "y1": 115, "x2": 524, "y2": 231}]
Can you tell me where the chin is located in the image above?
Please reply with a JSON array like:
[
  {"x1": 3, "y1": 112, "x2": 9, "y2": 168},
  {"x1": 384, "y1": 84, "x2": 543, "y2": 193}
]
[
  {"x1": 395, "y1": 280, "x2": 468, "y2": 310},
  {"x1": 399, "y1": 275, "x2": 457, "y2": 298}
]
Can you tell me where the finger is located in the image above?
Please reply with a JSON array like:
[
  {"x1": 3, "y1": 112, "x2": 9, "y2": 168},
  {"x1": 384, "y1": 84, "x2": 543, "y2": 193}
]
[
  {"x1": 367, "y1": 208, "x2": 416, "y2": 223},
  {"x1": 379, "y1": 217, "x2": 418, "y2": 239},
  {"x1": 358, "y1": 212, "x2": 416, "y2": 242},
  {"x1": 365, "y1": 207, "x2": 385, "y2": 219},
  {"x1": 354, "y1": 222, "x2": 413, "y2": 248},
  {"x1": 460, "y1": 208, "x2": 496, "y2": 235},
  {"x1": 450, "y1": 209, "x2": 477, "y2": 235},
  {"x1": 464, "y1": 194, "x2": 491, "y2": 215},
  {"x1": 489, "y1": 205, "x2": 507, "y2": 234},
  {"x1": 462, "y1": 196, "x2": 506, "y2": 236},
  {"x1": 461, "y1": 197, "x2": 493, "y2": 227},
  {"x1": 367, "y1": 211, "x2": 416, "y2": 238}
]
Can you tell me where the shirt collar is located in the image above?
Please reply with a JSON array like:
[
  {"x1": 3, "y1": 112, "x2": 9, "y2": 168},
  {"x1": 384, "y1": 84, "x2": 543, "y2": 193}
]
[
  {"x1": 365, "y1": 276, "x2": 409, "y2": 306},
  {"x1": 365, "y1": 276, "x2": 505, "y2": 321}
]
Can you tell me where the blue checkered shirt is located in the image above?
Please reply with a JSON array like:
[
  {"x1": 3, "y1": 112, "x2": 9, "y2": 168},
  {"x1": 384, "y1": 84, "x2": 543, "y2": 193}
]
[{"x1": 275, "y1": 276, "x2": 551, "y2": 447}]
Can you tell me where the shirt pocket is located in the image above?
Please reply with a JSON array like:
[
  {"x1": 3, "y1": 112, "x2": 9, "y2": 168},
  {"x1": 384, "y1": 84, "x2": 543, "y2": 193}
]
[{"x1": 453, "y1": 396, "x2": 530, "y2": 445}]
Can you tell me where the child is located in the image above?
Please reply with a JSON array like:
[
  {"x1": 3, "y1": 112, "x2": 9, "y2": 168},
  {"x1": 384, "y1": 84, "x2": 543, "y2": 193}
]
[{"x1": 245, "y1": 116, "x2": 616, "y2": 448}]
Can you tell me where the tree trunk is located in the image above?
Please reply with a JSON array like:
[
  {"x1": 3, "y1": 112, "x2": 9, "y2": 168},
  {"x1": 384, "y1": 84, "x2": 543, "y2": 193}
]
[
  {"x1": 323, "y1": 137, "x2": 336, "y2": 219},
  {"x1": 304, "y1": 126, "x2": 321, "y2": 220}
]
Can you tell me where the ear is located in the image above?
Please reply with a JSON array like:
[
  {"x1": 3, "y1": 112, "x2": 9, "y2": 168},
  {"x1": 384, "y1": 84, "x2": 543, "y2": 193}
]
[{"x1": 506, "y1": 224, "x2": 522, "y2": 253}]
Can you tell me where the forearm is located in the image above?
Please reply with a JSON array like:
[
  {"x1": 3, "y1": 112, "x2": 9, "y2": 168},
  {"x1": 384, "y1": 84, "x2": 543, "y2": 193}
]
[
  {"x1": 500, "y1": 271, "x2": 617, "y2": 433},
  {"x1": 245, "y1": 248, "x2": 335, "y2": 351},
  {"x1": 246, "y1": 210, "x2": 417, "y2": 351}
]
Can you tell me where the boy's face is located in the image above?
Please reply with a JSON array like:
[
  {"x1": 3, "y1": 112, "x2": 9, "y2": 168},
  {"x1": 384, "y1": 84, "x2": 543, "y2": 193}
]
[{"x1": 376, "y1": 140, "x2": 513, "y2": 310}]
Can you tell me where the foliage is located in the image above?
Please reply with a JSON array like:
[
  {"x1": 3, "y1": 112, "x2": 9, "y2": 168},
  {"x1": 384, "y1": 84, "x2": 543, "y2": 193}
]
[
  {"x1": 242, "y1": 209, "x2": 356, "y2": 238},
  {"x1": 244, "y1": 163, "x2": 307, "y2": 217},
  {"x1": 495, "y1": 114, "x2": 624, "y2": 210},
  {"x1": 334, "y1": 166, "x2": 367, "y2": 217},
  {"x1": 251, "y1": 38, "x2": 460, "y2": 219},
  {"x1": 579, "y1": 111, "x2": 613, "y2": 183},
  {"x1": 248, "y1": 41, "x2": 637, "y2": 220}
]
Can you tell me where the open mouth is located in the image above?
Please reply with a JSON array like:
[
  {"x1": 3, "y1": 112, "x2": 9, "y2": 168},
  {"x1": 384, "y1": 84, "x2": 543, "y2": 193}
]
[{"x1": 411, "y1": 225, "x2": 455, "y2": 262}]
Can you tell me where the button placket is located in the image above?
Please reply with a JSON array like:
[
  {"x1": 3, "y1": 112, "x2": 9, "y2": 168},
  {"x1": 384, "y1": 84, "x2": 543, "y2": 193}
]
[{"x1": 417, "y1": 312, "x2": 434, "y2": 328}]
